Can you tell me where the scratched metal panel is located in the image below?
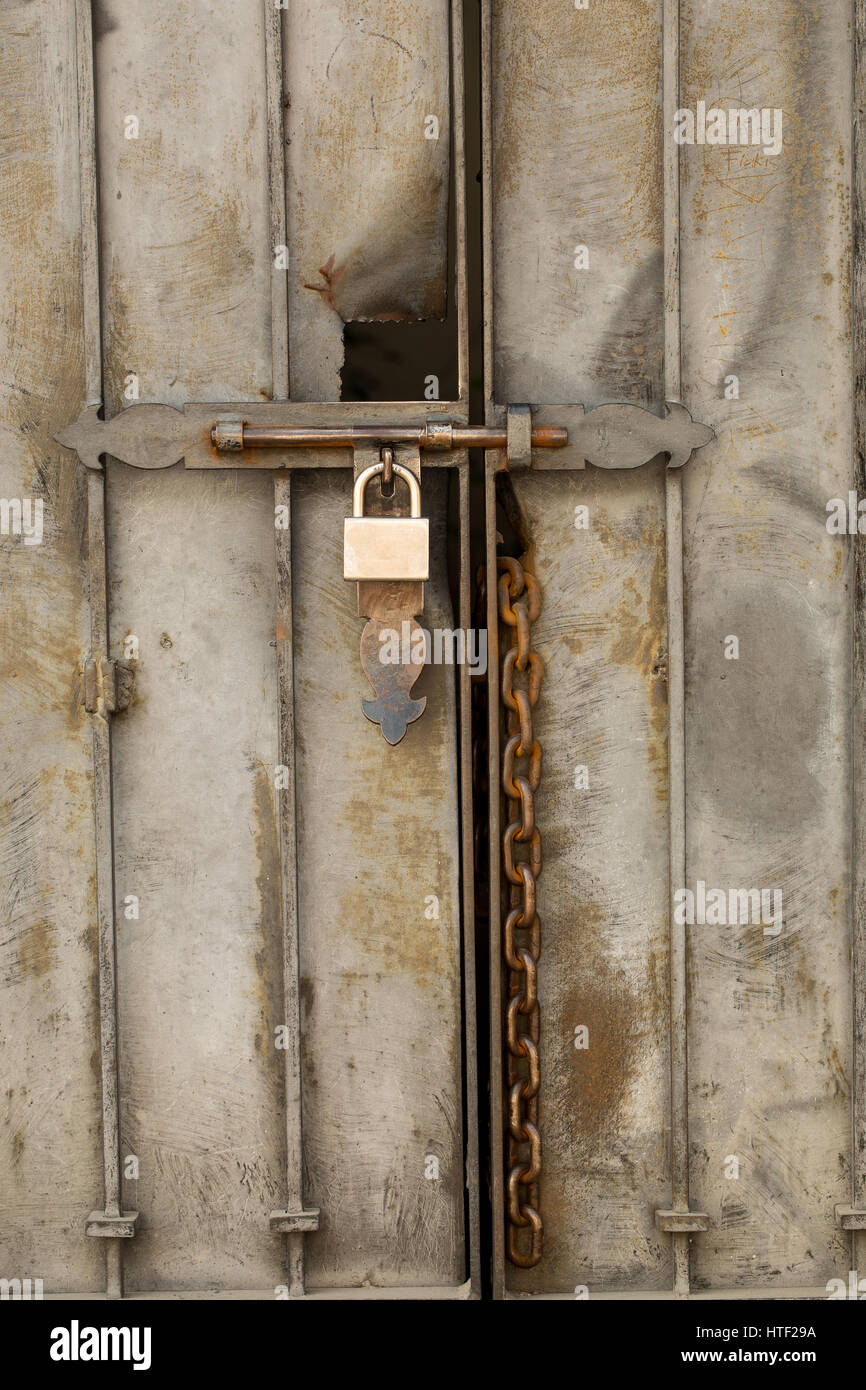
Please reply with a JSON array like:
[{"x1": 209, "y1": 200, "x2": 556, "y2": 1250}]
[
  {"x1": 0, "y1": 0, "x2": 103, "y2": 1293},
  {"x1": 285, "y1": 0, "x2": 452, "y2": 400},
  {"x1": 680, "y1": 0, "x2": 853, "y2": 1291},
  {"x1": 282, "y1": 1, "x2": 467, "y2": 1287},
  {"x1": 292, "y1": 471, "x2": 465, "y2": 1288},
  {"x1": 490, "y1": 0, "x2": 672, "y2": 1292},
  {"x1": 0, "y1": 0, "x2": 465, "y2": 1297},
  {"x1": 94, "y1": 0, "x2": 465, "y2": 1293},
  {"x1": 94, "y1": 0, "x2": 283, "y2": 1290},
  {"x1": 492, "y1": 0, "x2": 857, "y2": 1297}
]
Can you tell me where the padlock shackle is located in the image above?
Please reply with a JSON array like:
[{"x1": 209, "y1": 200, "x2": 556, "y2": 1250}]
[{"x1": 353, "y1": 461, "x2": 421, "y2": 518}]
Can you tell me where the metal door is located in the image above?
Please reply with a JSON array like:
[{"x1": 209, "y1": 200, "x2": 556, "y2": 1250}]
[
  {"x1": 484, "y1": 0, "x2": 863, "y2": 1299},
  {"x1": 1, "y1": 0, "x2": 863, "y2": 1306},
  {"x1": 1, "y1": 0, "x2": 477, "y2": 1300}
]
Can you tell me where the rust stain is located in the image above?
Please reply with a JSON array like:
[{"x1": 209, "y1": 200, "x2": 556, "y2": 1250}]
[
  {"x1": 304, "y1": 253, "x2": 345, "y2": 313},
  {"x1": 606, "y1": 529, "x2": 669, "y2": 805},
  {"x1": 822, "y1": 1043, "x2": 848, "y2": 1102},
  {"x1": 554, "y1": 904, "x2": 643, "y2": 1146},
  {"x1": 17, "y1": 920, "x2": 56, "y2": 980},
  {"x1": 335, "y1": 781, "x2": 454, "y2": 993}
]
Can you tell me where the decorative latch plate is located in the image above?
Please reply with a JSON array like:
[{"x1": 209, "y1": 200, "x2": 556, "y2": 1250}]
[{"x1": 56, "y1": 399, "x2": 714, "y2": 744}]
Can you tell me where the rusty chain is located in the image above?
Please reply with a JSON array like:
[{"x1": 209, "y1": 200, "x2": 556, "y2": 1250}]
[{"x1": 498, "y1": 555, "x2": 543, "y2": 1268}]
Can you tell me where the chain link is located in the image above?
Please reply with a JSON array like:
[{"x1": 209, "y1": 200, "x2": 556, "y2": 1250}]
[{"x1": 498, "y1": 556, "x2": 544, "y2": 1268}]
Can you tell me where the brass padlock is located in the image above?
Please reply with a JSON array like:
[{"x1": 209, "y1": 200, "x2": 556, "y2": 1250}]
[{"x1": 343, "y1": 461, "x2": 429, "y2": 582}]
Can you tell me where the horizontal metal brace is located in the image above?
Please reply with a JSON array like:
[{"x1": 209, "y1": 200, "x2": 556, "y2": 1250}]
[
  {"x1": 269, "y1": 1208, "x2": 321, "y2": 1234},
  {"x1": 835, "y1": 1205, "x2": 866, "y2": 1230},
  {"x1": 86, "y1": 1210, "x2": 139, "y2": 1239},
  {"x1": 83, "y1": 658, "x2": 134, "y2": 714},
  {"x1": 655, "y1": 1210, "x2": 710, "y2": 1233}
]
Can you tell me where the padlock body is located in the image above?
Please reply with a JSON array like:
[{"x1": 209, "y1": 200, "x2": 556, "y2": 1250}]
[{"x1": 343, "y1": 516, "x2": 429, "y2": 581}]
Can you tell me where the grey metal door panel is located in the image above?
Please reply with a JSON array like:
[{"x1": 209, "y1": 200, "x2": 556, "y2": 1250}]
[
  {"x1": 486, "y1": 0, "x2": 858, "y2": 1297},
  {"x1": 0, "y1": 0, "x2": 104, "y2": 1294},
  {"x1": 280, "y1": 0, "x2": 469, "y2": 1290},
  {"x1": 108, "y1": 460, "x2": 285, "y2": 1293},
  {"x1": 4, "y1": 0, "x2": 861, "y2": 1305},
  {"x1": 0, "y1": 0, "x2": 471, "y2": 1297},
  {"x1": 96, "y1": 0, "x2": 286, "y2": 1293},
  {"x1": 487, "y1": 0, "x2": 672, "y2": 1294},
  {"x1": 504, "y1": 468, "x2": 673, "y2": 1293},
  {"x1": 286, "y1": 0, "x2": 452, "y2": 400},
  {"x1": 681, "y1": 0, "x2": 854, "y2": 1292},
  {"x1": 489, "y1": 0, "x2": 664, "y2": 409}
]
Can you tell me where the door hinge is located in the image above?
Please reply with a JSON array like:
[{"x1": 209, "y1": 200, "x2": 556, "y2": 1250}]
[{"x1": 83, "y1": 658, "x2": 135, "y2": 715}]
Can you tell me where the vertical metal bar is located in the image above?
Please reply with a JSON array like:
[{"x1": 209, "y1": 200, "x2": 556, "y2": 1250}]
[
  {"x1": 451, "y1": 1, "x2": 477, "y2": 1288},
  {"x1": 87, "y1": 478, "x2": 123, "y2": 1302},
  {"x1": 274, "y1": 476, "x2": 311, "y2": 1297},
  {"x1": 852, "y1": 0, "x2": 866, "y2": 1285},
  {"x1": 480, "y1": 0, "x2": 506, "y2": 1298},
  {"x1": 451, "y1": 0, "x2": 469, "y2": 406},
  {"x1": 77, "y1": 0, "x2": 101, "y2": 414},
  {"x1": 450, "y1": 6, "x2": 479, "y2": 1290},
  {"x1": 267, "y1": 0, "x2": 312, "y2": 1297},
  {"x1": 267, "y1": 0, "x2": 291, "y2": 402},
  {"x1": 458, "y1": 459, "x2": 481, "y2": 1295},
  {"x1": 481, "y1": 0, "x2": 494, "y2": 424},
  {"x1": 76, "y1": 0, "x2": 123, "y2": 1300},
  {"x1": 663, "y1": 0, "x2": 690, "y2": 1297}
]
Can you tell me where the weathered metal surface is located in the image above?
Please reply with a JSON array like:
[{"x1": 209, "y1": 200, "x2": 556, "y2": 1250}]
[
  {"x1": 284, "y1": 0, "x2": 452, "y2": 400},
  {"x1": 662, "y1": 0, "x2": 691, "y2": 1298},
  {"x1": 9, "y1": 0, "x2": 855, "y2": 1306},
  {"x1": 853, "y1": 0, "x2": 866, "y2": 1286},
  {"x1": 498, "y1": 403, "x2": 713, "y2": 472},
  {"x1": 486, "y1": 0, "x2": 671, "y2": 1296},
  {"x1": 681, "y1": 0, "x2": 853, "y2": 1294},
  {"x1": 0, "y1": 0, "x2": 105, "y2": 1296},
  {"x1": 276, "y1": 0, "x2": 473, "y2": 1290},
  {"x1": 492, "y1": 466, "x2": 673, "y2": 1296},
  {"x1": 0, "y1": 0, "x2": 474, "y2": 1298},
  {"x1": 266, "y1": 7, "x2": 317, "y2": 1292},
  {"x1": 77, "y1": 6, "x2": 129, "y2": 1301},
  {"x1": 85, "y1": 1211, "x2": 138, "y2": 1239},
  {"x1": 94, "y1": 0, "x2": 284, "y2": 1293},
  {"x1": 272, "y1": 471, "x2": 320, "y2": 1296},
  {"x1": 487, "y1": 0, "x2": 857, "y2": 1299}
]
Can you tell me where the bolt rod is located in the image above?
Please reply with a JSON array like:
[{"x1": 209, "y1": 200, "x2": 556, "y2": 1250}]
[{"x1": 211, "y1": 424, "x2": 568, "y2": 450}]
